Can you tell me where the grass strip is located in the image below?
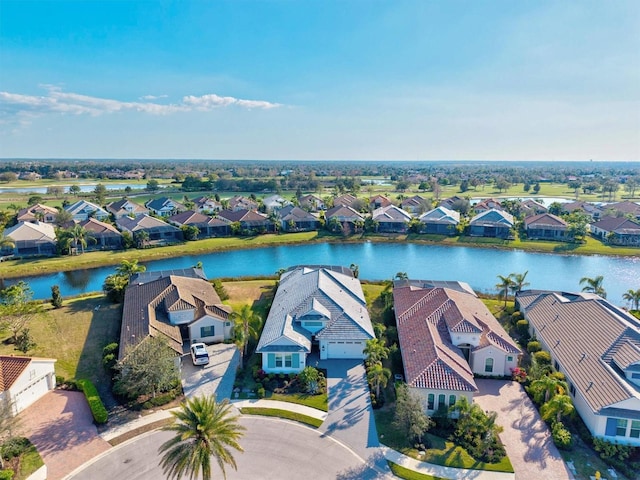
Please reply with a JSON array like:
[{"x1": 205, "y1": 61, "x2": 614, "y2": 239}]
[
  {"x1": 387, "y1": 462, "x2": 447, "y2": 480},
  {"x1": 239, "y1": 407, "x2": 323, "y2": 428},
  {"x1": 267, "y1": 392, "x2": 329, "y2": 412},
  {"x1": 15, "y1": 445, "x2": 44, "y2": 480}
]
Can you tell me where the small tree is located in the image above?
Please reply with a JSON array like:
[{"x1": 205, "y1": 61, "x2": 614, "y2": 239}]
[
  {"x1": 15, "y1": 328, "x2": 36, "y2": 353},
  {"x1": 298, "y1": 366, "x2": 322, "y2": 394},
  {"x1": 367, "y1": 362, "x2": 391, "y2": 400},
  {"x1": 394, "y1": 383, "x2": 433, "y2": 445},
  {"x1": 51, "y1": 285, "x2": 63, "y2": 309},
  {"x1": 363, "y1": 338, "x2": 390, "y2": 366},
  {"x1": 0, "y1": 282, "x2": 42, "y2": 344}
]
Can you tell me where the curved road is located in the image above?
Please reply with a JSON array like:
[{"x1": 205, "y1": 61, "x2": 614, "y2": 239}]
[{"x1": 69, "y1": 416, "x2": 382, "y2": 480}]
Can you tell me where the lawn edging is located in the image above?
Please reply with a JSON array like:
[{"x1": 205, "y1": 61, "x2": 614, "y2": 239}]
[{"x1": 239, "y1": 407, "x2": 323, "y2": 428}]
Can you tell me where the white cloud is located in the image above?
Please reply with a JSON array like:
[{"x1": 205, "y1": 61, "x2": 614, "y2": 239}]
[{"x1": 0, "y1": 86, "x2": 282, "y2": 122}]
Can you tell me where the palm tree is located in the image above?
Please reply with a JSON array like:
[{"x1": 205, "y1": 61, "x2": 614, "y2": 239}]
[
  {"x1": 527, "y1": 375, "x2": 568, "y2": 405},
  {"x1": 231, "y1": 305, "x2": 260, "y2": 370},
  {"x1": 68, "y1": 224, "x2": 95, "y2": 254},
  {"x1": 367, "y1": 362, "x2": 391, "y2": 399},
  {"x1": 541, "y1": 394, "x2": 574, "y2": 424},
  {"x1": 363, "y1": 338, "x2": 390, "y2": 366},
  {"x1": 580, "y1": 275, "x2": 606, "y2": 298},
  {"x1": 134, "y1": 230, "x2": 150, "y2": 248},
  {"x1": 116, "y1": 259, "x2": 146, "y2": 277},
  {"x1": 0, "y1": 235, "x2": 15, "y2": 253},
  {"x1": 496, "y1": 274, "x2": 515, "y2": 307},
  {"x1": 622, "y1": 288, "x2": 640, "y2": 310},
  {"x1": 395, "y1": 272, "x2": 409, "y2": 280},
  {"x1": 510, "y1": 271, "x2": 530, "y2": 293},
  {"x1": 159, "y1": 395, "x2": 245, "y2": 480}
]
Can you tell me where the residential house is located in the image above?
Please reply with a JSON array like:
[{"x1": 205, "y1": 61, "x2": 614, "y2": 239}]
[
  {"x1": 228, "y1": 196, "x2": 258, "y2": 212},
  {"x1": 298, "y1": 194, "x2": 325, "y2": 211},
  {"x1": 3, "y1": 221, "x2": 57, "y2": 256},
  {"x1": 469, "y1": 209, "x2": 514, "y2": 238},
  {"x1": 401, "y1": 195, "x2": 430, "y2": 215},
  {"x1": 372, "y1": 205, "x2": 412, "y2": 233},
  {"x1": 516, "y1": 290, "x2": 640, "y2": 446},
  {"x1": 16, "y1": 204, "x2": 58, "y2": 224},
  {"x1": 192, "y1": 196, "x2": 222, "y2": 213},
  {"x1": 333, "y1": 194, "x2": 358, "y2": 208},
  {"x1": 256, "y1": 265, "x2": 375, "y2": 373},
  {"x1": 65, "y1": 200, "x2": 109, "y2": 222},
  {"x1": 145, "y1": 197, "x2": 186, "y2": 217},
  {"x1": 168, "y1": 211, "x2": 230, "y2": 238},
  {"x1": 473, "y1": 198, "x2": 503, "y2": 215},
  {"x1": 116, "y1": 214, "x2": 183, "y2": 245},
  {"x1": 521, "y1": 199, "x2": 548, "y2": 217},
  {"x1": 325, "y1": 205, "x2": 365, "y2": 231},
  {"x1": 79, "y1": 218, "x2": 123, "y2": 250},
  {"x1": 419, "y1": 207, "x2": 460, "y2": 235},
  {"x1": 106, "y1": 198, "x2": 148, "y2": 219},
  {"x1": 606, "y1": 201, "x2": 640, "y2": 221},
  {"x1": 119, "y1": 269, "x2": 232, "y2": 360},
  {"x1": 562, "y1": 201, "x2": 603, "y2": 221},
  {"x1": 0, "y1": 356, "x2": 56, "y2": 415},
  {"x1": 524, "y1": 213, "x2": 569, "y2": 241},
  {"x1": 590, "y1": 216, "x2": 640, "y2": 246},
  {"x1": 279, "y1": 205, "x2": 320, "y2": 232},
  {"x1": 217, "y1": 209, "x2": 273, "y2": 233},
  {"x1": 394, "y1": 280, "x2": 521, "y2": 415},
  {"x1": 369, "y1": 195, "x2": 392, "y2": 210},
  {"x1": 262, "y1": 195, "x2": 291, "y2": 213},
  {"x1": 439, "y1": 196, "x2": 466, "y2": 210}
]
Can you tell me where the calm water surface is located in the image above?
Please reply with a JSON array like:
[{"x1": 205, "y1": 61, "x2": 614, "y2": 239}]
[{"x1": 7, "y1": 243, "x2": 639, "y2": 305}]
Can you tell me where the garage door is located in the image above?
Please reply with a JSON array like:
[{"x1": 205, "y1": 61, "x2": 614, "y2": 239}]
[
  {"x1": 14, "y1": 376, "x2": 49, "y2": 413},
  {"x1": 326, "y1": 341, "x2": 364, "y2": 359}
]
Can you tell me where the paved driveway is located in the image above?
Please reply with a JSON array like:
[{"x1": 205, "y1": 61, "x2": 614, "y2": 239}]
[
  {"x1": 18, "y1": 390, "x2": 111, "y2": 480},
  {"x1": 69, "y1": 416, "x2": 375, "y2": 480},
  {"x1": 319, "y1": 359, "x2": 392, "y2": 479},
  {"x1": 474, "y1": 379, "x2": 572, "y2": 480},
  {"x1": 181, "y1": 343, "x2": 239, "y2": 400}
]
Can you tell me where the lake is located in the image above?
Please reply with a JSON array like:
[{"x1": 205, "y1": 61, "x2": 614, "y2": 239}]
[
  {"x1": 0, "y1": 183, "x2": 150, "y2": 194},
  {"x1": 7, "y1": 243, "x2": 639, "y2": 306}
]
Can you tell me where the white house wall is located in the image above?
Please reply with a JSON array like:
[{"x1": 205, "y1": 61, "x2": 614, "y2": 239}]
[
  {"x1": 408, "y1": 386, "x2": 474, "y2": 415},
  {"x1": 8, "y1": 359, "x2": 56, "y2": 414},
  {"x1": 450, "y1": 332, "x2": 479, "y2": 347},
  {"x1": 261, "y1": 352, "x2": 307, "y2": 373},
  {"x1": 471, "y1": 347, "x2": 509, "y2": 376},
  {"x1": 189, "y1": 315, "x2": 231, "y2": 344}
]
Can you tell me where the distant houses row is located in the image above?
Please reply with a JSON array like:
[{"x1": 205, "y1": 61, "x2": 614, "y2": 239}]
[{"x1": 3, "y1": 194, "x2": 640, "y2": 257}]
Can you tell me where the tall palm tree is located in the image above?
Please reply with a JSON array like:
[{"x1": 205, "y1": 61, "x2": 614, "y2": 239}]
[
  {"x1": 159, "y1": 395, "x2": 245, "y2": 480},
  {"x1": 367, "y1": 362, "x2": 391, "y2": 399},
  {"x1": 541, "y1": 394, "x2": 574, "y2": 424},
  {"x1": 622, "y1": 289, "x2": 640, "y2": 310},
  {"x1": 395, "y1": 272, "x2": 409, "y2": 280},
  {"x1": 134, "y1": 230, "x2": 150, "y2": 248},
  {"x1": 580, "y1": 275, "x2": 606, "y2": 298},
  {"x1": 510, "y1": 271, "x2": 530, "y2": 293},
  {"x1": 363, "y1": 338, "x2": 390, "y2": 366},
  {"x1": 496, "y1": 274, "x2": 515, "y2": 307},
  {"x1": 68, "y1": 224, "x2": 95, "y2": 254},
  {"x1": 231, "y1": 305, "x2": 260, "y2": 370},
  {"x1": 116, "y1": 259, "x2": 146, "y2": 277},
  {"x1": 0, "y1": 235, "x2": 15, "y2": 253}
]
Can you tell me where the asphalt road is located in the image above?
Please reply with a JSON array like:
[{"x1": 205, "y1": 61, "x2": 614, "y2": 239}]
[{"x1": 69, "y1": 416, "x2": 381, "y2": 480}]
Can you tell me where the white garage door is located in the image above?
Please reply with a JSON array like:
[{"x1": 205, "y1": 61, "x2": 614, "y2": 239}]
[
  {"x1": 14, "y1": 376, "x2": 49, "y2": 413},
  {"x1": 326, "y1": 341, "x2": 364, "y2": 359}
]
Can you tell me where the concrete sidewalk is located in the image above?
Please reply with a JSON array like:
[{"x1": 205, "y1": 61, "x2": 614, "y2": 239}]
[
  {"x1": 100, "y1": 408, "x2": 177, "y2": 442},
  {"x1": 231, "y1": 398, "x2": 329, "y2": 421}
]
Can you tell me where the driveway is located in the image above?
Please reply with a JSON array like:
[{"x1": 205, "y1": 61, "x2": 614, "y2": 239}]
[
  {"x1": 319, "y1": 359, "x2": 392, "y2": 479},
  {"x1": 69, "y1": 416, "x2": 377, "y2": 480},
  {"x1": 18, "y1": 390, "x2": 111, "y2": 480},
  {"x1": 474, "y1": 379, "x2": 572, "y2": 480},
  {"x1": 181, "y1": 343, "x2": 239, "y2": 400}
]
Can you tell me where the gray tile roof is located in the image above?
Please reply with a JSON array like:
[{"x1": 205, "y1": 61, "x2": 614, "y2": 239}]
[
  {"x1": 372, "y1": 205, "x2": 413, "y2": 223},
  {"x1": 470, "y1": 209, "x2": 514, "y2": 227},
  {"x1": 256, "y1": 266, "x2": 374, "y2": 353},
  {"x1": 419, "y1": 206, "x2": 460, "y2": 225},
  {"x1": 518, "y1": 291, "x2": 640, "y2": 415},
  {"x1": 116, "y1": 214, "x2": 181, "y2": 232}
]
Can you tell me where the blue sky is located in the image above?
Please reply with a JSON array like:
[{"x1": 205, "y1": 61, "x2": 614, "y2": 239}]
[{"x1": 1, "y1": 1, "x2": 638, "y2": 161}]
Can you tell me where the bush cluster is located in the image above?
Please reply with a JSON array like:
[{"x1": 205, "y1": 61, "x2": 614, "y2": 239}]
[
  {"x1": 551, "y1": 422, "x2": 573, "y2": 450},
  {"x1": 77, "y1": 379, "x2": 108, "y2": 424},
  {"x1": 141, "y1": 389, "x2": 180, "y2": 410},
  {"x1": 0, "y1": 470, "x2": 14, "y2": 480},
  {"x1": 1, "y1": 437, "x2": 30, "y2": 460}
]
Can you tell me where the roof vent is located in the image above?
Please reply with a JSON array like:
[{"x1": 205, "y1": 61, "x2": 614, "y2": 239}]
[{"x1": 580, "y1": 353, "x2": 587, "y2": 362}]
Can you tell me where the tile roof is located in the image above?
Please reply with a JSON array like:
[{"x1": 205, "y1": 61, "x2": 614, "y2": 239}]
[
  {"x1": 145, "y1": 197, "x2": 185, "y2": 212},
  {"x1": 524, "y1": 213, "x2": 568, "y2": 229},
  {"x1": 325, "y1": 205, "x2": 364, "y2": 220},
  {"x1": 333, "y1": 194, "x2": 357, "y2": 207},
  {"x1": 106, "y1": 199, "x2": 148, "y2": 216},
  {"x1": 65, "y1": 200, "x2": 108, "y2": 218},
  {"x1": 419, "y1": 206, "x2": 460, "y2": 224},
  {"x1": 394, "y1": 282, "x2": 520, "y2": 392},
  {"x1": 372, "y1": 205, "x2": 413, "y2": 223},
  {"x1": 369, "y1": 195, "x2": 392, "y2": 207},
  {"x1": 217, "y1": 209, "x2": 269, "y2": 223},
  {"x1": 16, "y1": 204, "x2": 59, "y2": 222},
  {"x1": 608, "y1": 201, "x2": 640, "y2": 216},
  {"x1": 469, "y1": 209, "x2": 514, "y2": 227},
  {"x1": 256, "y1": 266, "x2": 374, "y2": 353},
  {"x1": 0, "y1": 356, "x2": 31, "y2": 391},
  {"x1": 4, "y1": 221, "x2": 56, "y2": 242},
  {"x1": 279, "y1": 205, "x2": 317, "y2": 222},
  {"x1": 120, "y1": 273, "x2": 230, "y2": 359},
  {"x1": 168, "y1": 210, "x2": 212, "y2": 226},
  {"x1": 518, "y1": 290, "x2": 640, "y2": 415},
  {"x1": 591, "y1": 216, "x2": 640, "y2": 234},
  {"x1": 116, "y1": 214, "x2": 180, "y2": 232},
  {"x1": 401, "y1": 196, "x2": 429, "y2": 208},
  {"x1": 79, "y1": 218, "x2": 121, "y2": 235}
]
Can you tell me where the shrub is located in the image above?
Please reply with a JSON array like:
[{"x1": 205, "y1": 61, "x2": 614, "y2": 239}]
[
  {"x1": 511, "y1": 311, "x2": 523, "y2": 323},
  {"x1": 533, "y1": 351, "x2": 552, "y2": 366},
  {"x1": 77, "y1": 379, "x2": 108, "y2": 424},
  {"x1": 551, "y1": 422, "x2": 573, "y2": 450},
  {"x1": 1, "y1": 437, "x2": 30, "y2": 460},
  {"x1": 0, "y1": 470, "x2": 14, "y2": 480},
  {"x1": 103, "y1": 342, "x2": 119, "y2": 356},
  {"x1": 103, "y1": 353, "x2": 116, "y2": 371},
  {"x1": 593, "y1": 438, "x2": 633, "y2": 462},
  {"x1": 527, "y1": 341, "x2": 542, "y2": 353},
  {"x1": 516, "y1": 319, "x2": 529, "y2": 334},
  {"x1": 141, "y1": 389, "x2": 180, "y2": 409},
  {"x1": 212, "y1": 279, "x2": 229, "y2": 301},
  {"x1": 550, "y1": 371, "x2": 566, "y2": 381},
  {"x1": 257, "y1": 387, "x2": 266, "y2": 398}
]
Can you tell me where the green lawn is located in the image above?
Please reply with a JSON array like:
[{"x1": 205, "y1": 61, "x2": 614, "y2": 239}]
[
  {"x1": 14, "y1": 443, "x2": 44, "y2": 480},
  {"x1": 239, "y1": 407, "x2": 323, "y2": 428},
  {"x1": 267, "y1": 392, "x2": 328, "y2": 412},
  {"x1": 387, "y1": 462, "x2": 446, "y2": 480}
]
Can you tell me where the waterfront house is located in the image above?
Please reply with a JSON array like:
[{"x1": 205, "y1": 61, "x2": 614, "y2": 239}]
[
  {"x1": 256, "y1": 265, "x2": 375, "y2": 373},
  {"x1": 106, "y1": 198, "x2": 148, "y2": 219},
  {"x1": 394, "y1": 280, "x2": 521, "y2": 415},
  {"x1": 562, "y1": 201, "x2": 603, "y2": 221},
  {"x1": 590, "y1": 216, "x2": 640, "y2": 246},
  {"x1": 469, "y1": 209, "x2": 514, "y2": 238},
  {"x1": 65, "y1": 200, "x2": 109, "y2": 222},
  {"x1": 279, "y1": 205, "x2": 320, "y2": 232},
  {"x1": 79, "y1": 218, "x2": 123, "y2": 250},
  {"x1": 16, "y1": 204, "x2": 58, "y2": 224},
  {"x1": 145, "y1": 197, "x2": 186, "y2": 217},
  {"x1": 168, "y1": 211, "x2": 230, "y2": 238},
  {"x1": 517, "y1": 290, "x2": 640, "y2": 446},
  {"x1": 3, "y1": 221, "x2": 57, "y2": 256},
  {"x1": 606, "y1": 201, "x2": 640, "y2": 221},
  {"x1": 217, "y1": 209, "x2": 273, "y2": 233},
  {"x1": 524, "y1": 213, "x2": 569, "y2": 241},
  {"x1": 0, "y1": 355, "x2": 56, "y2": 415},
  {"x1": 119, "y1": 269, "x2": 232, "y2": 360},
  {"x1": 372, "y1": 205, "x2": 412, "y2": 233},
  {"x1": 116, "y1": 214, "x2": 183, "y2": 245},
  {"x1": 325, "y1": 205, "x2": 365, "y2": 231},
  {"x1": 419, "y1": 206, "x2": 460, "y2": 235}
]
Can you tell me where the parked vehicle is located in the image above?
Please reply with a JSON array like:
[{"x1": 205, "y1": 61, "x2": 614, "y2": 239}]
[{"x1": 190, "y1": 343, "x2": 210, "y2": 366}]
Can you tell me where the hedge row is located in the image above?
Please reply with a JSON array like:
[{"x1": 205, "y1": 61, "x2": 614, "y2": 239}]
[{"x1": 77, "y1": 379, "x2": 108, "y2": 424}]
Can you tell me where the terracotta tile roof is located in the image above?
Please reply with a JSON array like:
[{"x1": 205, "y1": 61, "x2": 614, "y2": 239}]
[
  {"x1": 218, "y1": 209, "x2": 269, "y2": 223},
  {"x1": 168, "y1": 210, "x2": 211, "y2": 226},
  {"x1": 524, "y1": 213, "x2": 568, "y2": 229},
  {"x1": 79, "y1": 218, "x2": 121, "y2": 235},
  {"x1": 518, "y1": 291, "x2": 640, "y2": 414},
  {"x1": 333, "y1": 194, "x2": 357, "y2": 207},
  {"x1": 0, "y1": 356, "x2": 31, "y2": 391},
  {"x1": 591, "y1": 216, "x2": 640, "y2": 234},
  {"x1": 17, "y1": 204, "x2": 59, "y2": 222}
]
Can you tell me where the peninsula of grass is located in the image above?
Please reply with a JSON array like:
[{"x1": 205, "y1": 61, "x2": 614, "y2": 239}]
[
  {"x1": 267, "y1": 391, "x2": 329, "y2": 412},
  {"x1": 239, "y1": 407, "x2": 323, "y2": 428},
  {"x1": 387, "y1": 462, "x2": 446, "y2": 480}
]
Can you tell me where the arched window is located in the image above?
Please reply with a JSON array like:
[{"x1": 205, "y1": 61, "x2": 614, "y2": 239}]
[
  {"x1": 438, "y1": 394, "x2": 446, "y2": 408},
  {"x1": 427, "y1": 394, "x2": 434, "y2": 410},
  {"x1": 485, "y1": 357, "x2": 494, "y2": 373},
  {"x1": 449, "y1": 395, "x2": 456, "y2": 407}
]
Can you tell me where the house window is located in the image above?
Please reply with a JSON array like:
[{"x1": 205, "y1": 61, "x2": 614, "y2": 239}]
[
  {"x1": 427, "y1": 394, "x2": 434, "y2": 410},
  {"x1": 449, "y1": 395, "x2": 456, "y2": 407},
  {"x1": 507, "y1": 356, "x2": 513, "y2": 362},
  {"x1": 225, "y1": 322, "x2": 231, "y2": 327},
  {"x1": 485, "y1": 358, "x2": 494, "y2": 373},
  {"x1": 200, "y1": 326, "x2": 215, "y2": 337},
  {"x1": 438, "y1": 394, "x2": 446, "y2": 409},
  {"x1": 284, "y1": 354, "x2": 292, "y2": 368},
  {"x1": 554, "y1": 361, "x2": 560, "y2": 371},
  {"x1": 275, "y1": 355, "x2": 283, "y2": 368},
  {"x1": 632, "y1": 373, "x2": 640, "y2": 379},
  {"x1": 616, "y1": 419, "x2": 628, "y2": 437},
  {"x1": 29, "y1": 369, "x2": 36, "y2": 380},
  {"x1": 569, "y1": 383, "x2": 576, "y2": 396},
  {"x1": 631, "y1": 421, "x2": 640, "y2": 439},
  {"x1": 305, "y1": 321, "x2": 323, "y2": 327}
]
